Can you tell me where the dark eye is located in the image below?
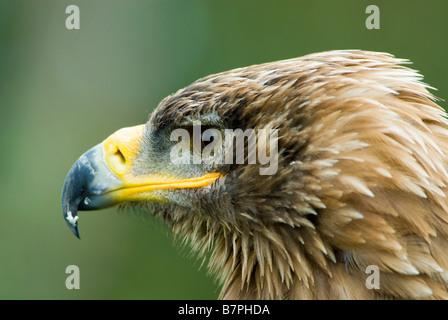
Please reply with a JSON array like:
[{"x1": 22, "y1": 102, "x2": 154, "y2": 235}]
[
  {"x1": 201, "y1": 128, "x2": 218, "y2": 148},
  {"x1": 188, "y1": 125, "x2": 219, "y2": 153}
]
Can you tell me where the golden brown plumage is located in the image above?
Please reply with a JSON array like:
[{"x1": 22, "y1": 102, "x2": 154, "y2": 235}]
[{"x1": 62, "y1": 50, "x2": 448, "y2": 299}]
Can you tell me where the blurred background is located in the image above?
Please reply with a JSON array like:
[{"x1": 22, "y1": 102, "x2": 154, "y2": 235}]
[{"x1": 0, "y1": 0, "x2": 447, "y2": 299}]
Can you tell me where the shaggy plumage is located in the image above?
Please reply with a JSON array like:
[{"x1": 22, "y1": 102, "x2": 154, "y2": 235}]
[{"x1": 63, "y1": 50, "x2": 448, "y2": 299}]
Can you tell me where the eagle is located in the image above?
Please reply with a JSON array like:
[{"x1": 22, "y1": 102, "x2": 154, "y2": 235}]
[{"x1": 62, "y1": 50, "x2": 448, "y2": 299}]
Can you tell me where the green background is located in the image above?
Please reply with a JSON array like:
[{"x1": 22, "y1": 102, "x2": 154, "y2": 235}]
[{"x1": 0, "y1": 0, "x2": 447, "y2": 299}]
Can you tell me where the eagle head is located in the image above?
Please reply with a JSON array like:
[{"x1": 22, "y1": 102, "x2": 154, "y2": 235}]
[{"x1": 62, "y1": 50, "x2": 448, "y2": 299}]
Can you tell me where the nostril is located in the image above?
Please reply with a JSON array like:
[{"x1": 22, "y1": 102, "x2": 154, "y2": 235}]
[
  {"x1": 108, "y1": 147, "x2": 127, "y2": 174},
  {"x1": 103, "y1": 125, "x2": 145, "y2": 177},
  {"x1": 115, "y1": 148, "x2": 125, "y2": 164}
]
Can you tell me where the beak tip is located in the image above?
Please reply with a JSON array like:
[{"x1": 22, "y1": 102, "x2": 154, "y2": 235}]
[
  {"x1": 61, "y1": 143, "x2": 121, "y2": 239},
  {"x1": 66, "y1": 221, "x2": 81, "y2": 239},
  {"x1": 71, "y1": 222, "x2": 81, "y2": 239},
  {"x1": 63, "y1": 208, "x2": 81, "y2": 239}
]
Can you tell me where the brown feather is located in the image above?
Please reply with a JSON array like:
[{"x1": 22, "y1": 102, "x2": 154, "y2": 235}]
[{"x1": 140, "y1": 50, "x2": 448, "y2": 299}]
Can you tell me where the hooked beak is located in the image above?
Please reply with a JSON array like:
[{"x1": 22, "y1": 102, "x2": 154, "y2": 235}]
[{"x1": 61, "y1": 125, "x2": 220, "y2": 239}]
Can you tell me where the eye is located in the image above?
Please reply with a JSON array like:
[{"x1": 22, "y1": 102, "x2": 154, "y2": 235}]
[
  {"x1": 188, "y1": 125, "x2": 220, "y2": 153},
  {"x1": 169, "y1": 124, "x2": 223, "y2": 162},
  {"x1": 202, "y1": 128, "x2": 219, "y2": 148}
]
